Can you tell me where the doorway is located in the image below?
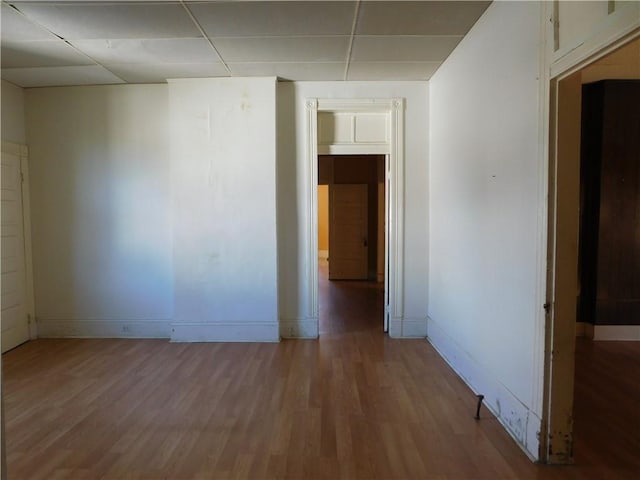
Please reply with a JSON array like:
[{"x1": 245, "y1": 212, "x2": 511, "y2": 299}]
[
  {"x1": 545, "y1": 34, "x2": 640, "y2": 466},
  {"x1": 317, "y1": 155, "x2": 386, "y2": 335},
  {"x1": 305, "y1": 98, "x2": 404, "y2": 338}
]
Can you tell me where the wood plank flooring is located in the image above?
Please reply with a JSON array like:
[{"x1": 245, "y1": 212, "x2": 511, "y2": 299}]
[{"x1": 2, "y1": 267, "x2": 639, "y2": 479}]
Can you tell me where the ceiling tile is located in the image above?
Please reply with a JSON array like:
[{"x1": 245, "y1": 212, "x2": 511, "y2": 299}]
[
  {"x1": 228, "y1": 62, "x2": 345, "y2": 81},
  {"x1": 105, "y1": 63, "x2": 230, "y2": 83},
  {"x1": 213, "y1": 36, "x2": 349, "y2": 63},
  {"x1": 1, "y1": 3, "x2": 58, "y2": 41},
  {"x1": 1, "y1": 39, "x2": 93, "y2": 68},
  {"x1": 347, "y1": 62, "x2": 441, "y2": 81},
  {"x1": 0, "y1": 1, "x2": 489, "y2": 85},
  {"x1": 351, "y1": 35, "x2": 463, "y2": 62},
  {"x1": 188, "y1": 1, "x2": 356, "y2": 37},
  {"x1": 11, "y1": 3, "x2": 201, "y2": 40},
  {"x1": 70, "y1": 39, "x2": 221, "y2": 65},
  {"x1": 1, "y1": 65, "x2": 125, "y2": 88},
  {"x1": 357, "y1": 1, "x2": 491, "y2": 35}
]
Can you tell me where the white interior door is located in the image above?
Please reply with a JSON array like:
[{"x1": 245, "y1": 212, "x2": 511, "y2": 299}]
[
  {"x1": 329, "y1": 183, "x2": 368, "y2": 280},
  {"x1": 1, "y1": 146, "x2": 30, "y2": 352}
]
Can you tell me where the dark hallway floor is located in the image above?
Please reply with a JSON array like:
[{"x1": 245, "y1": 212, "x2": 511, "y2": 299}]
[{"x1": 318, "y1": 259, "x2": 384, "y2": 336}]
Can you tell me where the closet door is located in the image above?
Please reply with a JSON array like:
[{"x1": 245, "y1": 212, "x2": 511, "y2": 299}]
[
  {"x1": 1, "y1": 144, "x2": 30, "y2": 352},
  {"x1": 329, "y1": 184, "x2": 368, "y2": 280}
]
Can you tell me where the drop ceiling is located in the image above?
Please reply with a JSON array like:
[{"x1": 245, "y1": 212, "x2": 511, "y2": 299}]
[{"x1": 1, "y1": 1, "x2": 491, "y2": 87}]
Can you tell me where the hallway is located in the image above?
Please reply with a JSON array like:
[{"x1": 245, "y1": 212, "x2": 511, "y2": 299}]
[{"x1": 318, "y1": 258, "x2": 384, "y2": 336}]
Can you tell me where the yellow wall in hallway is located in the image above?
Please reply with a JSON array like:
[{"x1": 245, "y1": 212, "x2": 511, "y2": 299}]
[{"x1": 318, "y1": 185, "x2": 329, "y2": 252}]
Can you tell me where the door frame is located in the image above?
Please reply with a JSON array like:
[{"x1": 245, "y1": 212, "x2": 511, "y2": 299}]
[
  {"x1": 541, "y1": 20, "x2": 640, "y2": 463},
  {"x1": 305, "y1": 98, "x2": 404, "y2": 336},
  {"x1": 1, "y1": 141, "x2": 37, "y2": 348}
]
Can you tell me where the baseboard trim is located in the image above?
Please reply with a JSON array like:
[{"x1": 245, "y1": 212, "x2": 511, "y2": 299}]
[
  {"x1": 402, "y1": 318, "x2": 428, "y2": 337},
  {"x1": 389, "y1": 317, "x2": 428, "y2": 338},
  {"x1": 591, "y1": 324, "x2": 640, "y2": 341},
  {"x1": 36, "y1": 319, "x2": 171, "y2": 339},
  {"x1": 426, "y1": 317, "x2": 539, "y2": 461},
  {"x1": 280, "y1": 318, "x2": 318, "y2": 338},
  {"x1": 170, "y1": 322, "x2": 279, "y2": 342}
]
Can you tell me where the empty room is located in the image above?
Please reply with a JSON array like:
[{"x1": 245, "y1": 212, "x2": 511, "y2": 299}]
[{"x1": 1, "y1": 1, "x2": 639, "y2": 479}]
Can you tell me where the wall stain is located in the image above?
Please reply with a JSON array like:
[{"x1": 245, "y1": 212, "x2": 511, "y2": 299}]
[{"x1": 240, "y1": 91, "x2": 252, "y2": 112}]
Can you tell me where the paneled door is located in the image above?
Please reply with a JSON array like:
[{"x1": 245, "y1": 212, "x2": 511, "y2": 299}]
[
  {"x1": 1, "y1": 145, "x2": 30, "y2": 352},
  {"x1": 329, "y1": 184, "x2": 368, "y2": 280}
]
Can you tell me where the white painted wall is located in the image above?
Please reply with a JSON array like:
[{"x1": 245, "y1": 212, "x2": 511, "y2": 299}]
[
  {"x1": 557, "y1": 1, "x2": 610, "y2": 52},
  {"x1": 168, "y1": 78, "x2": 278, "y2": 342},
  {"x1": 277, "y1": 81, "x2": 428, "y2": 337},
  {"x1": 428, "y1": 1, "x2": 544, "y2": 460},
  {"x1": 25, "y1": 85, "x2": 173, "y2": 337},
  {"x1": 1, "y1": 80, "x2": 26, "y2": 144}
]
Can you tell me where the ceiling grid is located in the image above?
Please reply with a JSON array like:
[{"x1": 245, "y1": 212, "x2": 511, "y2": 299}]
[{"x1": 0, "y1": 0, "x2": 492, "y2": 87}]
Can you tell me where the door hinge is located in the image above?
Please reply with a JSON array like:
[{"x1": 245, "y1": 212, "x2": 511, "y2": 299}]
[{"x1": 543, "y1": 302, "x2": 551, "y2": 313}]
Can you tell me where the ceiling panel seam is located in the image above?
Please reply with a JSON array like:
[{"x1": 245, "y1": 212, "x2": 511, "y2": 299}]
[
  {"x1": 7, "y1": 1, "x2": 128, "y2": 83},
  {"x1": 180, "y1": 0, "x2": 231, "y2": 76},
  {"x1": 343, "y1": 0, "x2": 361, "y2": 81}
]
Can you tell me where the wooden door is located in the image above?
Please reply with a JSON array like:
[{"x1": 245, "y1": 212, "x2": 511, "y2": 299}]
[
  {"x1": 1, "y1": 146, "x2": 30, "y2": 352},
  {"x1": 329, "y1": 184, "x2": 368, "y2": 280}
]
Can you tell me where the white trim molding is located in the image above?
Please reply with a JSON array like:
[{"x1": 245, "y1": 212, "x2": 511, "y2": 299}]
[
  {"x1": 587, "y1": 325, "x2": 640, "y2": 341},
  {"x1": 305, "y1": 97, "x2": 406, "y2": 338},
  {"x1": 306, "y1": 99, "x2": 320, "y2": 335},
  {"x1": 170, "y1": 322, "x2": 279, "y2": 343},
  {"x1": 37, "y1": 319, "x2": 172, "y2": 339},
  {"x1": 280, "y1": 318, "x2": 319, "y2": 339}
]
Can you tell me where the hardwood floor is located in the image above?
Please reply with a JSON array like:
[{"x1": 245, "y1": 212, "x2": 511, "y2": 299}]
[
  {"x1": 318, "y1": 260, "x2": 384, "y2": 336},
  {"x1": 571, "y1": 338, "x2": 640, "y2": 479},
  {"x1": 2, "y1": 269, "x2": 639, "y2": 479}
]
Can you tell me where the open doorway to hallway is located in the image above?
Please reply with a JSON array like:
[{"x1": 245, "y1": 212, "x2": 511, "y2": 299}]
[
  {"x1": 548, "y1": 35, "x2": 640, "y2": 471},
  {"x1": 573, "y1": 41, "x2": 640, "y2": 470},
  {"x1": 317, "y1": 154, "x2": 386, "y2": 335}
]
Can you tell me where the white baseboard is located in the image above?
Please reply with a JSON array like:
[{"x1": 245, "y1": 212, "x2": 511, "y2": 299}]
[
  {"x1": 318, "y1": 250, "x2": 329, "y2": 261},
  {"x1": 36, "y1": 319, "x2": 171, "y2": 338},
  {"x1": 280, "y1": 318, "x2": 318, "y2": 338},
  {"x1": 591, "y1": 324, "x2": 640, "y2": 341},
  {"x1": 426, "y1": 317, "x2": 540, "y2": 461},
  {"x1": 170, "y1": 322, "x2": 279, "y2": 342},
  {"x1": 402, "y1": 318, "x2": 428, "y2": 337},
  {"x1": 389, "y1": 317, "x2": 428, "y2": 338},
  {"x1": 388, "y1": 317, "x2": 402, "y2": 337}
]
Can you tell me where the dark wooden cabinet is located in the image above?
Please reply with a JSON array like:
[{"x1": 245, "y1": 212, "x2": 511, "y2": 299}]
[{"x1": 579, "y1": 80, "x2": 640, "y2": 326}]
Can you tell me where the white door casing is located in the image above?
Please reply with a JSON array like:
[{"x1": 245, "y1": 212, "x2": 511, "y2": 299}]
[
  {"x1": 306, "y1": 98, "x2": 404, "y2": 337},
  {"x1": 541, "y1": 1, "x2": 640, "y2": 463}
]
